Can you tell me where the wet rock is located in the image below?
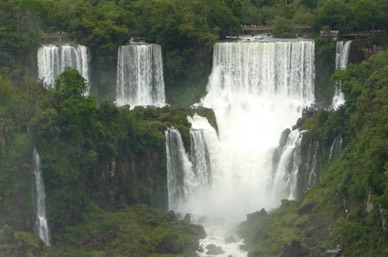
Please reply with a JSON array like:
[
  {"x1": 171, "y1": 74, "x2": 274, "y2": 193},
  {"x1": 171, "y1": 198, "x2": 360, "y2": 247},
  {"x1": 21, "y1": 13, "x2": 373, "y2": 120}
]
[
  {"x1": 206, "y1": 244, "x2": 225, "y2": 255},
  {"x1": 183, "y1": 213, "x2": 191, "y2": 223},
  {"x1": 246, "y1": 208, "x2": 267, "y2": 221},
  {"x1": 297, "y1": 200, "x2": 317, "y2": 215},
  {"x1": 0, "y1": 225, "x2": 14, "y2": 243},
  {"x1": 224, "y1": 235, "x2": 236, "y2": 244},
  {"x1": 155, "y1": 234, "x2": 183, "y2": 254},
  {"x1": 280, "y1": 240, "x2": 310, "y2": 257},
  {"x1": 165, "y1": 210, "x2": 176, "y2": 221}
]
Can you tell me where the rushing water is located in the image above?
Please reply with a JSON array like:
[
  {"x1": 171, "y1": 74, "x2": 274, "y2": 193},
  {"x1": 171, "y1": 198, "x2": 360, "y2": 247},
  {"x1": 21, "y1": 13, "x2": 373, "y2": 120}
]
[
  {"x1": 329, "y1": 135, "x2": 343, "y2": 161},
  {"x1": 332, "y1": 41, "x2": 352, "y2": 109},
  {"x1": 115, "y1": 44, "x2": 166, "y2": 108},
  {"x1": 272, "y1": 129, "x2": 306, "y2": 201},
  {"x1": 167, "y1": 38, "x2": 315, "y2": 256},
  {"x1": 32, "y1": 148, "x2": 51, "y2": 247},
  {"x1": 37, "y1": 44, "x2": 90, "y2": 94}
]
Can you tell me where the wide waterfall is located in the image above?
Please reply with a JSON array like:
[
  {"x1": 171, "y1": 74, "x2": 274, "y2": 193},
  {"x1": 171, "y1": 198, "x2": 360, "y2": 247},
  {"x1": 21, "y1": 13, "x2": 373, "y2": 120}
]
[
  {"x1": 167, "y1": 39, "x2": 315, "y2": 256},
  {"x1": 37, "y1": 44, "x2": 90, "y2": 94},
  {"x1": 199, "y1": 39, "x2": 315, "y2": 218},
  {"x1": 115, "y1": 44, "x2": 166, "y2": 108},
  {"x1": 332, "y1": 41, "x2": 352, "y2": 109},
  {"x1": 32, "y1": 148, "x2": 51, "y2": 247}
]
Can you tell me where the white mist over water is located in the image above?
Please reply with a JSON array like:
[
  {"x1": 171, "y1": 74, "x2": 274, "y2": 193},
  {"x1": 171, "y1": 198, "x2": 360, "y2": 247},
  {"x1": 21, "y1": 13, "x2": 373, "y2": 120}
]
[
  {"x1": 32, "y1": 148, "x2": 51, "y2": 247},
  {"x1": 198, "y1": 40, "x2": 315, "y2": 219},
  {"x1": 37, "y1": 44, "x2": 90, "y2": 94},
  {"x1": 167, "y1": 39, "x2": 315, "y2": 256},
  {"x1": 332, "y1": 41, "x2": 352, "y2": 109},
  {"x1": 115, "y1": 44, "x2": 166, "y2": 108}
]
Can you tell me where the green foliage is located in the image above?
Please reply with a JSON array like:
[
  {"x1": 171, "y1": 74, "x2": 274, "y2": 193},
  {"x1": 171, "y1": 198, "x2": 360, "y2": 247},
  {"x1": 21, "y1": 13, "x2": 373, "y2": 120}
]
[
  {"x1": 313, "y1": 0, "x2": 354, "y2": 32},
  {"x1": 0, "y1": 205, "x2": 206, "y2": 257},
  {"x1": 272, "y1": 16, "x2": 295, "y2": 38},
  {"x1": 241, "y1": 51, "x2": 388, "y2": 257}
]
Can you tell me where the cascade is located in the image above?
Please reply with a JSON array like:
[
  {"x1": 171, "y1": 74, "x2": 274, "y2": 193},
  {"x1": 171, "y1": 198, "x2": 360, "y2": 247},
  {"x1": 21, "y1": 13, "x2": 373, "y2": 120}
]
[
  {"x1": 332, "y1": 41, "x2": 352, "y2": 109},
  {"x1": 272, "y1": 129, "x2": 306, "y2": 201},
  {"x1": 165, "y1": 128, "x2": 195, "y2": 211},
  {"x1": 166, "y1": 38, "x2": 315, "y2": 256},
  {"x1": 37, "y1": 44, "x2": 90, "y2": 94},
  {"x1": 32, "y1": 148, "x2": 51, "y2": 247},
  {"x1": 329, "y1": 135, "x2": 343, "y2": 161},
  {"x1": 307, "y1": 142, "x2": 319, "y2": 188},
  {"x1": 115, "y1": 44, "x2": 166, "y2": 108},
  {"x1": 188, "y1": 114, "x2": 220, "y2": 190}
]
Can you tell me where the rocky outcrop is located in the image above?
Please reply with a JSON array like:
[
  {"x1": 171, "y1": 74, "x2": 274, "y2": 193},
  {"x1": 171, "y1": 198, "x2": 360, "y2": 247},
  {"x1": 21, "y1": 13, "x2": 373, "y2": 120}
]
[{"x1": 280, "y1": 240, "x2": 310, "y2": 257}]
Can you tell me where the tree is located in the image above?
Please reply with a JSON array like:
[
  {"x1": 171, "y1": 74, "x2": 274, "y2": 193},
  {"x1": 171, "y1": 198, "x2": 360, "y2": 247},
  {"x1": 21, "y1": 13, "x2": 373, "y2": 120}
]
[
  {"x1": 55, "y1": 67, "x2": 87, "y2": 100},
  {"x1": 314, "y1": 0, "x2": 354, "y2": 32},
  {"x1": 352, "y1": 0, "x2": 384, "y2": 31}
]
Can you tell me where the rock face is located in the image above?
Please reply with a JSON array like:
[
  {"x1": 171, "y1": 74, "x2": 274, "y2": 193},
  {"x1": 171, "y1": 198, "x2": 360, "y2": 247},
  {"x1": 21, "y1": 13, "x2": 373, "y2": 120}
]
[
  {"x1": 0, "y1": 225, "x2": 14, "y2": 243},
  {"x1": 280, "y1": 240, "x2": 310, "y2": 257},
  {"x1": 246, "y1": 208, "x2": 268, "y2": 221},
  {"x1": 206, "y1": 244, "x2": 225, "y2": 255},
  {"x1": 349, "y1": 39, "x2": 388, "y2": 64},
  {"x1": 91, "y1": 150, "x2": 168, "y2": 210}
]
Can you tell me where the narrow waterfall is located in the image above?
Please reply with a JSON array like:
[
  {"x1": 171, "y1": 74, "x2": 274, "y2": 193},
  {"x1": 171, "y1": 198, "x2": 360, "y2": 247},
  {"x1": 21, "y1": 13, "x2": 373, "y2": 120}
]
[
  {"x1": 272, "y1": 129, "x2": 305, "y2": 201},
  {"x1": 307, "y1": 142, "x2": 319, "y2": 188},
  {"x1": 37, "y1": 44, "x2": 90, "y2": 94},
  {"x1": 332, "y1": 41, "x2": 352, "y2": 109},
  {"x1": 329, "y1": 135, "x2": 343, "y2": 161},
  {"x1": 165, "y1": 115, "x2": 219, "y2": 212},
  {"x1": 165, "y1": 128, "x2": 194, "y2": 211},
  {"x1": 188, "y1": 114, "x2": 220, "y2": 190},
  {"x1": 115, "y1": 44, "x2": 166, "y2": 108},
  {"x1": 32, "y1": 148, "x2": 51, "y2": 247}
]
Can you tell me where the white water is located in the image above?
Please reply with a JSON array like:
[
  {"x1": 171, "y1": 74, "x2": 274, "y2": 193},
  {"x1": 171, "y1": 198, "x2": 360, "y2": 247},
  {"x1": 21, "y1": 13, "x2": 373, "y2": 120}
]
[
  {"x1": 165, "y1": 128, "x2": 195, "y2": 211},
  {"x1": 307, "y1": 143, "x2": 319, "y2": 188},
  {"x1": 329, "y1": 135, "x2": 343, "y2": 161},
  {"x1": 166, "y1": 39, "x2": 315, "y2": 256},
  {"x1": 332, "y1": 41, "x2": 352, "y2": 109},
  {"x1": 32, "y1": 148, "x2": 51, "y2": 247},
  {"x1": 37, "y1": 44, "x2": 90, "y2": 94},
  {"x1": 115, "y1": 44, "x2": 166, "y2": 108},
  {"x1": 272, "y1": 129, "x2": 306, "y2": 201}
]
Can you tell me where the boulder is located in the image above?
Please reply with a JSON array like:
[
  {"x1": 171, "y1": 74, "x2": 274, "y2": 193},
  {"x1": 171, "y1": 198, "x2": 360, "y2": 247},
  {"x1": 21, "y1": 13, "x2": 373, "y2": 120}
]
[
  {"x1": 280, "y1": 240, "x2": 310, "y2": 257},
  {"x1": 224, "y1": 235, "x2": 236, "y2": 244},
  {"x1": 0, "y1": 225, "x2": 14, "y2": 243},
  {"x1": 206, "y1": 244, "x2": 225, "y2": 255}
]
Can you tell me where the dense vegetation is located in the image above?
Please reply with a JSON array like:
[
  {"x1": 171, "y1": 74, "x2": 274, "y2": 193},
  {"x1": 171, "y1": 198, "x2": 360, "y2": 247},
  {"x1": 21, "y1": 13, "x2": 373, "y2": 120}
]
[
  {"x1": 240, "y1": 51, "x2": 388, "y2": 256},
  {"x1": 0, "y1": 0, "x2": 387, "y2": 256},
  {"x1": 1, "y1": 0, "x2": 387, "y2": 104},
  {"x1": 0, "y1": 204, "x2": 206, "y2": 256}
]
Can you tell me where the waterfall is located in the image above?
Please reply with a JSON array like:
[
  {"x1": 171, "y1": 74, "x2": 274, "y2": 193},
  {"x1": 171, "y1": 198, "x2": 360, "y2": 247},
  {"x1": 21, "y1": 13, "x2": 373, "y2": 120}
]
[
  {"x1": 332, "y1": 41, "x2": 352, "y2": 109},
  {"x1": 188, "y1": 114, "x2": 220, "y2": 190},
  {"x1": 165, "y1": 115, "x2": 220, "y2": 212},
  {"x1": 165, "y1": 39, "x2": 315, "y2": 256},
  {"x1": 32, "y1": 148, "x2": 51, "y2": 247},
  {"x1": 272, "y1": 129, "x2": 305, "y2": 201},
  {"x1": 329, "y1": 135, "x2": 343, "y2": 161},
  {"x1": 307, "y1": 142, "x2": 319, "y2": 188},
  {"x1": 165, "y1": 128, "x2": 195, "y2": 211},
  {"x1": 115, "y1": 44, "x2": 166, "y2": 108},
  {"x1": 37, "y1": 44, "x2": 90, "y2": 94},
  {"x1": 199, "y1": 39, "x2": 315, "y2": 218}
]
